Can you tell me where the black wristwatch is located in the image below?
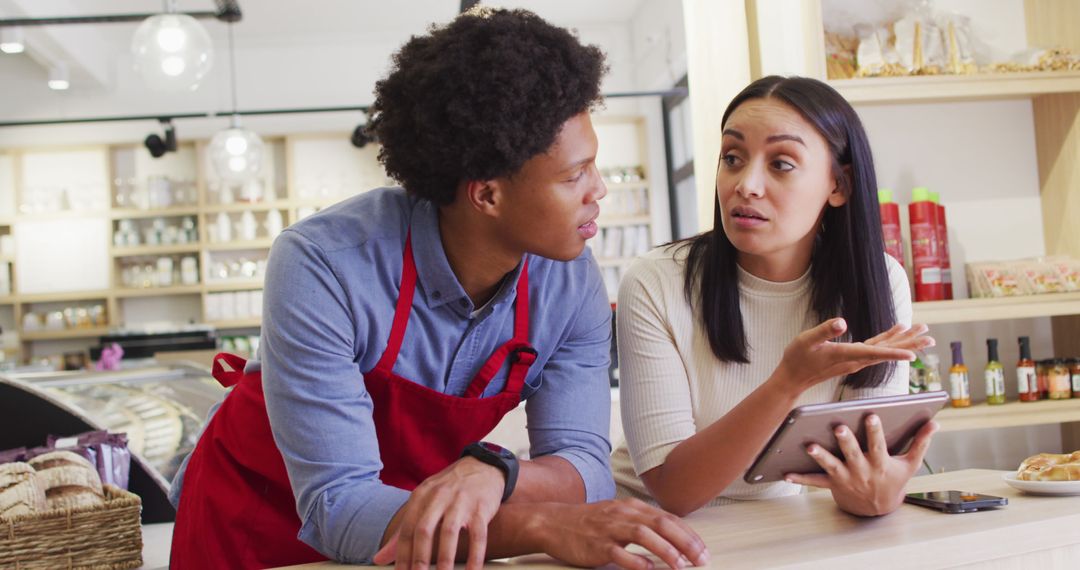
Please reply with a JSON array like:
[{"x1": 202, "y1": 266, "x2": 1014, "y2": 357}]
[{"x1": 461, "y1": 441, "x2": 518, "y2": 502}]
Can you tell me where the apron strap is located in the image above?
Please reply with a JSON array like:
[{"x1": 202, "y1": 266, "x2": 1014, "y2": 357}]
[
  {"x1": 462, "y1": 260, "x2": 534, "y2": 398},
  {"x1": 373, "y1": 231, "x2": 418, "y2": 374},
  {"x1": 211, "y1": 352, "x2": 249, "y2": 388}
]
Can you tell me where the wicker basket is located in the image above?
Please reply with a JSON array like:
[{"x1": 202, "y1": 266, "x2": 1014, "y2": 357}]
[{"x1": 0, "y1": 484, "x2": 143, "y2": 570}]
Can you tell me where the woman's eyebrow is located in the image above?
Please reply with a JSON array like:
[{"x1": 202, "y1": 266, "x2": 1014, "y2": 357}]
[{"x1": 766, "y1": 134, "x2": 806, "y2": 147}]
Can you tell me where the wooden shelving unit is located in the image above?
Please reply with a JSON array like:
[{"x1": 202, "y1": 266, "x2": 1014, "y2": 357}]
[
  {"x1": 206, "y1": 318, "x2": 262, "y2": 329},
  {"x1": 937, "y1": 398, "x2": 1080, "y2": 433},
  {"x1": 113, "y1": 285, "x2": 203, "y2": 298},
  {"x1": 111, "y1": 244, "x2": 202, "y2": 257},
  {"x1": 21, "y1": 326, "x2": 112, "y2": 342},
  {"x1": 109, "y1": 207, "x2": 199, "y2": 220},
  {"x1": 203, "y1": 202, "x2": 290, "y2": 214},
  {"x1": 204, "y1": 279, "x2": 265, "y2": 292},
  {"x1": 830, "y1": 71, "x2": 1080, "y2": 105},
  {"x1": 204, "y1": 239, "x2": 274, "y2": 251},
  {"x1": 913, "y1": 292, "x2": 1080, "y2": 325}
]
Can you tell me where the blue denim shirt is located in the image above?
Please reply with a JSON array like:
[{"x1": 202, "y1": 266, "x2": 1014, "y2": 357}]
[{"x1": 171, "y1": 187, "x2": 614, "y2": 563}]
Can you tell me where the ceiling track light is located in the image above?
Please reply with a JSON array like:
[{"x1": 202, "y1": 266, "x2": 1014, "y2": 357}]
[
  {"x1": 350, "y1": 123, "x2": 376, "y2": 149},
  {"x1": 145, "y1": 118, "x2": 178, "y2": 158},
  {"x1": 0, "y1": 26, "x2": 24, "y2": 54},
  {"x1": 0, "y1": 1, "x2": 241, "y2": 27}
]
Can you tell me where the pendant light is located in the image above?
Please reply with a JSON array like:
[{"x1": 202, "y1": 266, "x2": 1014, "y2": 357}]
[
  {"x1": 131, "y1": 0, "x2": 214, "y2": 91},
  {"x1": 208, "y1": 23, "x2": 263, "y2": 184}
]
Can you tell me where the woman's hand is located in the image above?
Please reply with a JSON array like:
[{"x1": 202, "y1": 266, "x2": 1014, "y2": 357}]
[
  {"x1": 532, "y1": 498, "x2": 709, "y2": 570},
  {"x1": 775, "y1": 319, "x2": 934, "y2": 392},
  {"x1": 785, "y1": 414, "x2": 939, "y2": 516}
]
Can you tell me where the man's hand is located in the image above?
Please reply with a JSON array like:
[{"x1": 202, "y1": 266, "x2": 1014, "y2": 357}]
[
  {"x1": 786, "y1": 414, "x2": 939, "y2": 516},
  {"x1": 531, "y1": 498, "x2": 710, "y2": 570},
  {"x1": 373, "y1": 456, "x2": 505, "y2": 570}
]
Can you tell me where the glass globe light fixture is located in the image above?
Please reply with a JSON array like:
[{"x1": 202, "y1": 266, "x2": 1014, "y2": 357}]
[
  {"x1": 131, "y1": 12, "x2": 213, "y2": 91},
  {"x1": 209, "y1": 116, "x2": 264, "y2": 183}
]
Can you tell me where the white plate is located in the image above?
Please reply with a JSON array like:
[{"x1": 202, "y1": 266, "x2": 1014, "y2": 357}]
[{"x1": 1002, "y1": 472, "x2": 1080, "y2": 496}]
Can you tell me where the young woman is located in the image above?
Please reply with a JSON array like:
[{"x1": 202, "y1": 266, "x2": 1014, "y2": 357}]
[{"x1": 611, "y1": 76, "x2": 937, "y2": 518}]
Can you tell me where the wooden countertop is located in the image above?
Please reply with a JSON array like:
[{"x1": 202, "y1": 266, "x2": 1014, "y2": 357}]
[{"x1": 280, "y1": 469, "x2": 1080, "y2": 569}]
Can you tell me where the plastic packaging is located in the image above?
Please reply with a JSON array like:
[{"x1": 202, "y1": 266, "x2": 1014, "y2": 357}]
[
  {"x1": 878, "y1": 189, "x2": 904, "y2": 268},
  {"x1": 909, "y1": 187, "x2": 942, "y2": 301},
  {"x1": 928, "y1": 191, "x2": 951, "y2": 299}
]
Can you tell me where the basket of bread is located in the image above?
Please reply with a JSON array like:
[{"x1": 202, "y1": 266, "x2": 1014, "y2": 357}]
[
  {"x1": 0, "y1": 450, "x2": 143, "y2": 569},
  {"x1": 1003, "y1": 450, "x2": 1080, "y2": 496}
]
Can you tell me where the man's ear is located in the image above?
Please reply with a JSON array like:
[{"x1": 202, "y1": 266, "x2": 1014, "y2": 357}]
[
  {"x1": 828, "y1": 165, "x2": 851, "y2": 207},
  {"x1": 462, "y1": 179, "x2": 501, "y2": 215}
]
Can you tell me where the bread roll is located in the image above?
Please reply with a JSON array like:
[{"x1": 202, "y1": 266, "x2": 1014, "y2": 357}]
[
  {"x1": 0, "y1": 462, "x2": 47, "y2": 519},
  {"x1": 1017, "y1": 450, "x2": 1080, "y2": 481},
  {"x1": 29, "y1": 450, "x2": 104, "y2": 511}
]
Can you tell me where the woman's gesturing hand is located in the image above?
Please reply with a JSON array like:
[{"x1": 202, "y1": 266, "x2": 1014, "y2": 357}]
[{"x1": 776, "y1": 319, "x2": 934, "y2": 392}]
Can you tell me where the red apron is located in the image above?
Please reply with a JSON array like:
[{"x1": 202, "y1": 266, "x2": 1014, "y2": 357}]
[{"x1": 171, "y1": 234, "x2": 536, "y2": 569}]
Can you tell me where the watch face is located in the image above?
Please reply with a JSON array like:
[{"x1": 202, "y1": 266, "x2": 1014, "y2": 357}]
[{"x1": 479, "y1": 442, "x2": 512, "y2": 458}]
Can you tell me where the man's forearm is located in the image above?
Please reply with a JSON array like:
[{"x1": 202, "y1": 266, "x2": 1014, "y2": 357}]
[{"x1": 510, "y1": 455, "x2": 585, "y2": 504}]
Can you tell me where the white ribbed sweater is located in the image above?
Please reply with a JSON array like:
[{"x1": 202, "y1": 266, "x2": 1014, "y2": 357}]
[{"x1": 611, "y1": 245, "x2": 910, "y2": 506}]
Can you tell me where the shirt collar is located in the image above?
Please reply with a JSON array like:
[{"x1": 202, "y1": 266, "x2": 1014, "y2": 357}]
[{"x1": 409, "y1": 199, "x2": 525, "y2": 316}]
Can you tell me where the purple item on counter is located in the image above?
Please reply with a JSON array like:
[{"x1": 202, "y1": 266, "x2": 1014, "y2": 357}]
[
  {"x1": 0, "y1": 446, "x2": 28, "y2": 464},
  {"x1": 47, "y1": 430, "x2": 131, "y2": 489}
]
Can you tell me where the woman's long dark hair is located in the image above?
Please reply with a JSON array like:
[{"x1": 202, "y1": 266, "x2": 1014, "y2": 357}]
[{"x1": 681, "y1": 75, "x2": 896, "y2": 389}]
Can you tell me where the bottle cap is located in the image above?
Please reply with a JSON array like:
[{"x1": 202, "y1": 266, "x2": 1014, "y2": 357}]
[
  {"x1": 878, "y1": 188, "x2": 894, "y2": 203},
  {"x1": 912, "y1": 187, "x2": 931, "y2": 202},
  {"x1": 1018, "y1": 336, "x2": 1031, "y2": 360},
  {"x1": 987, "y1": 338, "x2": 999, "y2": 362},
  {"x1": 929, "y1": 191, "x2": 941, "y2": 204},
  {"x1": 950, "y1": 341, "x2": 964, "y2": 366}
]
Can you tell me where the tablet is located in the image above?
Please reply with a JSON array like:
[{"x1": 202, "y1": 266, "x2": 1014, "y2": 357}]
[{"x1": 744, "y1": 391, "x2": 948, "y2": 484}]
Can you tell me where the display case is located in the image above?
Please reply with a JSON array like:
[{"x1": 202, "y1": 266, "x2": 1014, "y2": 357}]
[{"x1": 0, "y1": 363, "x2": 227, "y2": 522}]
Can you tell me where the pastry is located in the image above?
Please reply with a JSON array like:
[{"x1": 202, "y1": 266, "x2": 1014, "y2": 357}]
[
  {"x1": 1017, "y1": 450, "x2": 1080, "y2": 481},
  {"x1": 0, "y1": 462, "x2": 47, "y2": 519},
  {"x1": 29, "y1": 450, "x2": 105, "y2": 511}
]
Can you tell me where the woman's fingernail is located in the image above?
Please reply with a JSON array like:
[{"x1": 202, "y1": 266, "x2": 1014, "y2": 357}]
[
  {"x1": 696, "y1": 551, "x2": 710, "y2": 566},
  {"x1": 833, "y1": 319, "x2": 845, "y2": 331},
  {"x1": 868, "y1": 414, "x2": 880, "y2": 426},
  {"x1": 807, "y1": 445, "x2": 819, "y2": 455},
  {"x1": 784, "y1": 477, "x2": 794, "y2": 483},
  {"x1": 835, "y1": 426, "x2": 847, "y2": 436}
]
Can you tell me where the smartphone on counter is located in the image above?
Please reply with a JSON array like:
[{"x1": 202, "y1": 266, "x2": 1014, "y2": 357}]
[{"x1": 904, "y1": 491, "x2": 1008, "y2": 513}]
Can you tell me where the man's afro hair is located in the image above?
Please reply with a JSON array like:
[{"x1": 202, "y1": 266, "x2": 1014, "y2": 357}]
[{"x1": 367, "y1": 8, "x2": 608, "y2": 206}]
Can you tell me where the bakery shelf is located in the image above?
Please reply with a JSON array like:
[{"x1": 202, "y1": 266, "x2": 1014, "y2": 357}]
[
  {"x1": 114, "y1": 285, "x2": 203, "y2": 298},
  {"x1": 111, "y1": 244, "x2": 201, "y2": 257},
  {"x1": 109, "y1": 207, "x2": 199, "y2": 220},
  {"x1": 0, "y1": 295, "x2": 16, "y2": 304},
  {"x1": 15, "y1": 209, "x2": 109, "y2": 221},
  {"x1": 205, "y1": 239, "x2": 275, "y2": 251},
  {"x1": 203, "y1": 202, "x2": 289, "y2": 214},
  {"x1": 913, "y1": 292, "x2": 1080, "y2": 325},
  {"x1": 20, "y1": 326, "x2": 112, "y2": 341},
  {"x1": 204, "y1": 279, "x2": 264, "y2": 292},
  {"x1": 936, "y1": 398, "x2": 1080, "y2": 433},
  {"x1": 830, "y1": 71, "x2": 1080, "y2": 105},
  {"x1": 597, "y1": 215, "x2": 651, "y2": 226},
  {"x1": 208, "y1": 318, "x2": 261, "y2": 329},
  {"x1": 20, "y1": 290, "x2": 111, "y2": 304}
]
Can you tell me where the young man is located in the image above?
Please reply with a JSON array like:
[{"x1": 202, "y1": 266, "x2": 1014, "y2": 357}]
[{"x1": 170, "y1": 8, "x2": 707, "y2": 570}]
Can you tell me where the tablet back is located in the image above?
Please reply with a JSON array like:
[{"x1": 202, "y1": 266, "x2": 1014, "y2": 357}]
[{"x1": 744, "y1": 391, "x2": 948, "y2": 484}]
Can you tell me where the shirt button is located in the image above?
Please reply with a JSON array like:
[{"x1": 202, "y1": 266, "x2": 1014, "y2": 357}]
[{"x1": 432, "y1": 290, "x2": 441, "y2": 299}]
